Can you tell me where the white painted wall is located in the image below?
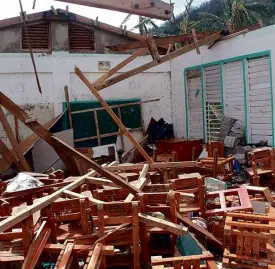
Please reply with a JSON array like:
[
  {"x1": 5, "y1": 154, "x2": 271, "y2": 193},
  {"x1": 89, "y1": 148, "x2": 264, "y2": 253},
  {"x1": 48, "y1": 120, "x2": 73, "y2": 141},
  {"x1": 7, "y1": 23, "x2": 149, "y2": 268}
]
[
  {"x1": 171, "y1": 24, "x2": 275, "y2": 143},
  {"x1": 0, "y1": 53, "x2": 171, "y2": 147}
]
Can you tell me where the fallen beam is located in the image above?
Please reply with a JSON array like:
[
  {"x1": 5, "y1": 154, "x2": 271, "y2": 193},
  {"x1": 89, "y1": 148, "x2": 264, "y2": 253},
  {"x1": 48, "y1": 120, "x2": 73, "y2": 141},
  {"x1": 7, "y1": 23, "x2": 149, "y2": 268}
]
[
  {"x1": 107, "y1": 32, "x2": 218, "y2": 51},
  {"x1": 75, "y1": 67, "x2": 154, "y2": 165},
  {"x1": 138, "y1": 213, "x2": 188, "y2": 235},
  {"x1": 95, "y1": 32, "x2": 222, "y2": 91},
  {"x1": 0, "y1": 106, "x2": 30, "y2": 171},
  {"x1": 22, "y1": 222, "x2": 51, "y2": 269},
  {"x1": 0, "y1": 138, "x2": 24, "y2": 171},
  {"x1": 93, "y1": 48, "x2": 148, "y2": 86},
  {"x1": 105, "y1": 161, "x2": 198, "y2": 171}
]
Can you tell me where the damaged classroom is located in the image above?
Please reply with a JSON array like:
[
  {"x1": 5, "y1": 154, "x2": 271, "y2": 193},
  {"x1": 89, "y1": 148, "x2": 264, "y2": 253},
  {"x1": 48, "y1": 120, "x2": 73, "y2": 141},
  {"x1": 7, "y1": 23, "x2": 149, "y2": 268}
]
[{"x1": 1, "y1": 0, "x2": 275, "y2": 268}]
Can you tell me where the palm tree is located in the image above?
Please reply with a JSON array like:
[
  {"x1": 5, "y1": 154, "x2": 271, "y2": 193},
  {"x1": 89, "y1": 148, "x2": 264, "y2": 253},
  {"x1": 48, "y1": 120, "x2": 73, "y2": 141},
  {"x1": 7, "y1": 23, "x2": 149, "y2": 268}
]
[
  {"x1": 194, "y1": 0, "x2": 271, "y2": 30},
  {"x1": 131, "y1": 16, "x2": 160, "y2": 35}
]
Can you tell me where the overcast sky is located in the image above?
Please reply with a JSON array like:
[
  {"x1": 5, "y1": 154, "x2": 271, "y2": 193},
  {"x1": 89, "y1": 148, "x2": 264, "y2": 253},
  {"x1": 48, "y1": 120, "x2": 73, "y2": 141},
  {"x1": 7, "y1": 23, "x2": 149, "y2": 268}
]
[{"x1": 0, "y1": 0, "x2": 205, "y2": 30}]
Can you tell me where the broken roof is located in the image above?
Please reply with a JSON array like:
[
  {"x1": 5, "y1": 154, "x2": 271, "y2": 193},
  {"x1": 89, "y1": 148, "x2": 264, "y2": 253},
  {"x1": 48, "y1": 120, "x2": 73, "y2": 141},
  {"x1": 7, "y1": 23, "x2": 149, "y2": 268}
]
[{"x1": 0, "y1": 8, "x2": 146, "y2": 42}]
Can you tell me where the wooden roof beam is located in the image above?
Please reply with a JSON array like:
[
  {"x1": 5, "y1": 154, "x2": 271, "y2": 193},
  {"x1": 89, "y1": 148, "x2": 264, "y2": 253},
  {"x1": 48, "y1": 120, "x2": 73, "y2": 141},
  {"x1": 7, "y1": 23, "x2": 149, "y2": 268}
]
[
  {"x1": 55, "y1": 0, "x2": 174, "y2": 21},
  {"x1": 95, "y1": 32, "x2": 222, "y2": 91},
  {"x1": 106, "y1": 32, "x2": 219, "y2": 52}
]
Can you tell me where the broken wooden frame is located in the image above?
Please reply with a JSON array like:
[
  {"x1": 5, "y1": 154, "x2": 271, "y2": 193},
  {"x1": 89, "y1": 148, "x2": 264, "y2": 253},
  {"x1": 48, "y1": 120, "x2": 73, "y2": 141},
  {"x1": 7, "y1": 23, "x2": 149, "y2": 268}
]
[
  {"x1": 205, "y1": 188, "x2": 252, "y2": 217},
  {"x1": 54, "y1": 0, "x2": 174, "y2": 20},
  {"x1": 223, "y1": 208, "x2": 275, "y2": 269}
]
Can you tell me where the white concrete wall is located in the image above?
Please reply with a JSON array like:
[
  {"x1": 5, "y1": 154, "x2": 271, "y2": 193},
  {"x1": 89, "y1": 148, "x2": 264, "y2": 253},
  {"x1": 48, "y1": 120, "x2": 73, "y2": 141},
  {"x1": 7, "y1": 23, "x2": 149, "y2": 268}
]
[
  {"x1": 0, "y1": 53, "x2": 172, "y2": 147},
  {"x1": 171, "y1": 24, "x2": 275, "y2": 141}
]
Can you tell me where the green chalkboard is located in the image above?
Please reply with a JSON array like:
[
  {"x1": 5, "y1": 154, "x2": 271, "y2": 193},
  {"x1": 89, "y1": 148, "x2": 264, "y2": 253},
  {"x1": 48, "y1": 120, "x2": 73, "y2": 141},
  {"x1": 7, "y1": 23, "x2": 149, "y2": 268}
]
[{"x1": 61, "y1": 99, "x2": 142, "y2": 148}]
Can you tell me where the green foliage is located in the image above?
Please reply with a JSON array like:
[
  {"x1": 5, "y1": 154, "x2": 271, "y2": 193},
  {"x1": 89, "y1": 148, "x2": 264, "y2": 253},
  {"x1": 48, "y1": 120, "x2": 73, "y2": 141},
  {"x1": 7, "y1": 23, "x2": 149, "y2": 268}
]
[{"x1": 156, "y1": 0, "x2": 275, "y2": 35}]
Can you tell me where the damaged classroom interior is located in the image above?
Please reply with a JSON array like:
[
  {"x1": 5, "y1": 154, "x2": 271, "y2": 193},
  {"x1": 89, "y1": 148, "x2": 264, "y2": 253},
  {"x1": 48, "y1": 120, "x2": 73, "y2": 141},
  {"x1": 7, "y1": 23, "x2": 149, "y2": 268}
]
[{"x1": 1, "y1": 0, "x2": 275, "y2": 268}]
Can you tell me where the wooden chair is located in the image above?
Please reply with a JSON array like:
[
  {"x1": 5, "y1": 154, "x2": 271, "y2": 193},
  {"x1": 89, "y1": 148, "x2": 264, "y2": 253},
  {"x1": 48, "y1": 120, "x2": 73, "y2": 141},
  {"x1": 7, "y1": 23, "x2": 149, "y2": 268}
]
[
  {"x1": 223, "y1": 209, "x2": 275, "y2": 269},
  {"x1": 246, "y1": 147, "x2": 275, "y2": 186},
  {"x1": 49, "y1": 197, "x2": 91, "y2": 237},
  {"x1": 138, "y1": 192, "x2": 179, "y2": 263},
  {"x1": 171, "y1": 173, "x2": 205, "y2": 216},
  {"x1": 93, "y1": 201, "x2": 140, "y2": 269},
  {"x1": 93, "y1": 188, "x2": 128, "y2": 202},
  {"x1": 205, "y1": 188, "x2": 252, "y2": 217},
  {"x1": 151, "y1": 251, "x2": 218, "y2": 269},
  {"x1": 206, "y1": 141, "x2": 224, "y2": 157},
  {"x1": 198, "y1": 152, "x2": 234, "y2": 180}
]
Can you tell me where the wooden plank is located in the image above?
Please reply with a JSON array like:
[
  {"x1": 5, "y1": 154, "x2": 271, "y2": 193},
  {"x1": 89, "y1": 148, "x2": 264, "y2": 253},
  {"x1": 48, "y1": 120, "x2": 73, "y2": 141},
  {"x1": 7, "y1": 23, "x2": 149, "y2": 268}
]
[
  {"x1": 117, "y1": 107, "x2": 125, "y2": 151},
  {"x1": 44, "y1": 244, "x2": 114, "y2": 256},
  {"x1": 125, "y1": 164, "x2": 149, "y2": 202},
  {"x1": 71, "y1": 99, "x2": 160, "y2": 115},
  {"x1": 14, "y1": 116, "x2": 20, "y2": 143},
  {"x1": 92, "y1": 48, "x2": 148, "y2": 86},
  {"x1": 64, "y1": 86, "x2": 73, "y2": 129},
  {"x1": 80, "y1": 198, "x2": 89, "y2": 234},
  {"x1": 192, "y1": 28, "x2": 200, "y2": 54},
  {"x1": 86, "y1": 243, "x2": 102, "y2": 269},
  {"x1": 22, "y1": 223, "x2": 51, "y2": 269},
  {"x1": 57, "y1": 240, "x2": 75, "y2": 269},
  {"x1": 54, "y1": 0, "x2": 174, "y2": 20},
  {"x1": 75, "y1": 67, "x2": 155, "y2": 165},
  {"x1": 94, "y1": 32, "x2": 222, "y2": 91},
  {"x1": 86, "y1": 177, "x2": 118, "y2": 187},
  {"x1": 138, "y1": 213, "x2": 188, "y2": 235},
  {"x1": 0, "y1": 106, "x2": 30, "y2": 171},
  {"x1": 147, "y1": 36, "x2": 161, "y2": 62},
  {"x1": 132, "y1": 202, "x2": 140, "y2": 269},
  {"x1": 94, "y1": 111, "x2": 101, "y2": 146},
  {"x1": 0, "y1": 111, "x2": 66, "y2": 174},
  {"x1": 151, "y1": 252, "x2": 214, "y2": 265},
  {"x1": 0, "y1": 138, "x2": 24, "y2": 171},
  {"x1": 107, "y1": 31, "x2": 220, "y2": 51},
  {"x1": 63, "y1": 190, "x2": 87, "y2": 199},
  {"x1": 105, "y1": 161, "x2": 197, "y2": 171}
]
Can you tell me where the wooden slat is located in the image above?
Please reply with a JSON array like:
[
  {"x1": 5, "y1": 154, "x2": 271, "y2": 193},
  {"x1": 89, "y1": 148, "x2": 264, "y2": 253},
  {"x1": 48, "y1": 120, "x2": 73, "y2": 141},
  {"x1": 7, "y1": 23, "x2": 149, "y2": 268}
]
[
  {"x1": 86, "y1": 243, "x2": 102, "y2": 269},
  {"x1": 138, "y1": 213, "x2": 187, "y2": 235}
]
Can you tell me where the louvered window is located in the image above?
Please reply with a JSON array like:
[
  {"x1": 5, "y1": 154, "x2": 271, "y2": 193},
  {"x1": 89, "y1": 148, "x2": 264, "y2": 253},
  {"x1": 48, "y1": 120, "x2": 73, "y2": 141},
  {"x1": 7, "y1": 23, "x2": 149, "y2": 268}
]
[
  {"x1": 22, "y1": 22, "x2": 50, "y2": 50},
  {"x1": 247, "y1": 56, "x2": 272, "y2": 145},
  {"x1": 186, "y1": 69, "x2": 204, "y2": 139},
  {"x1": 224, "y1": 61, "x2": 245, "y2": 121},
  {"x1": 205, "y1": 65, "x2": 223, "y2": 141},
  {"x1": 69, "y1": 23, "x2": 95, "y2": 52}
]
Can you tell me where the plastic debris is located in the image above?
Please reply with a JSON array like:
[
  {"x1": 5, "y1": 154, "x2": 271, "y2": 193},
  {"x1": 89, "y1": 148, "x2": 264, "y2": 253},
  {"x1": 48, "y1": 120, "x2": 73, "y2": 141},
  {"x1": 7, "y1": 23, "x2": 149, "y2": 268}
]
[{"x1": 5, "y1": 173, "x2": 44, "y2": 193}]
